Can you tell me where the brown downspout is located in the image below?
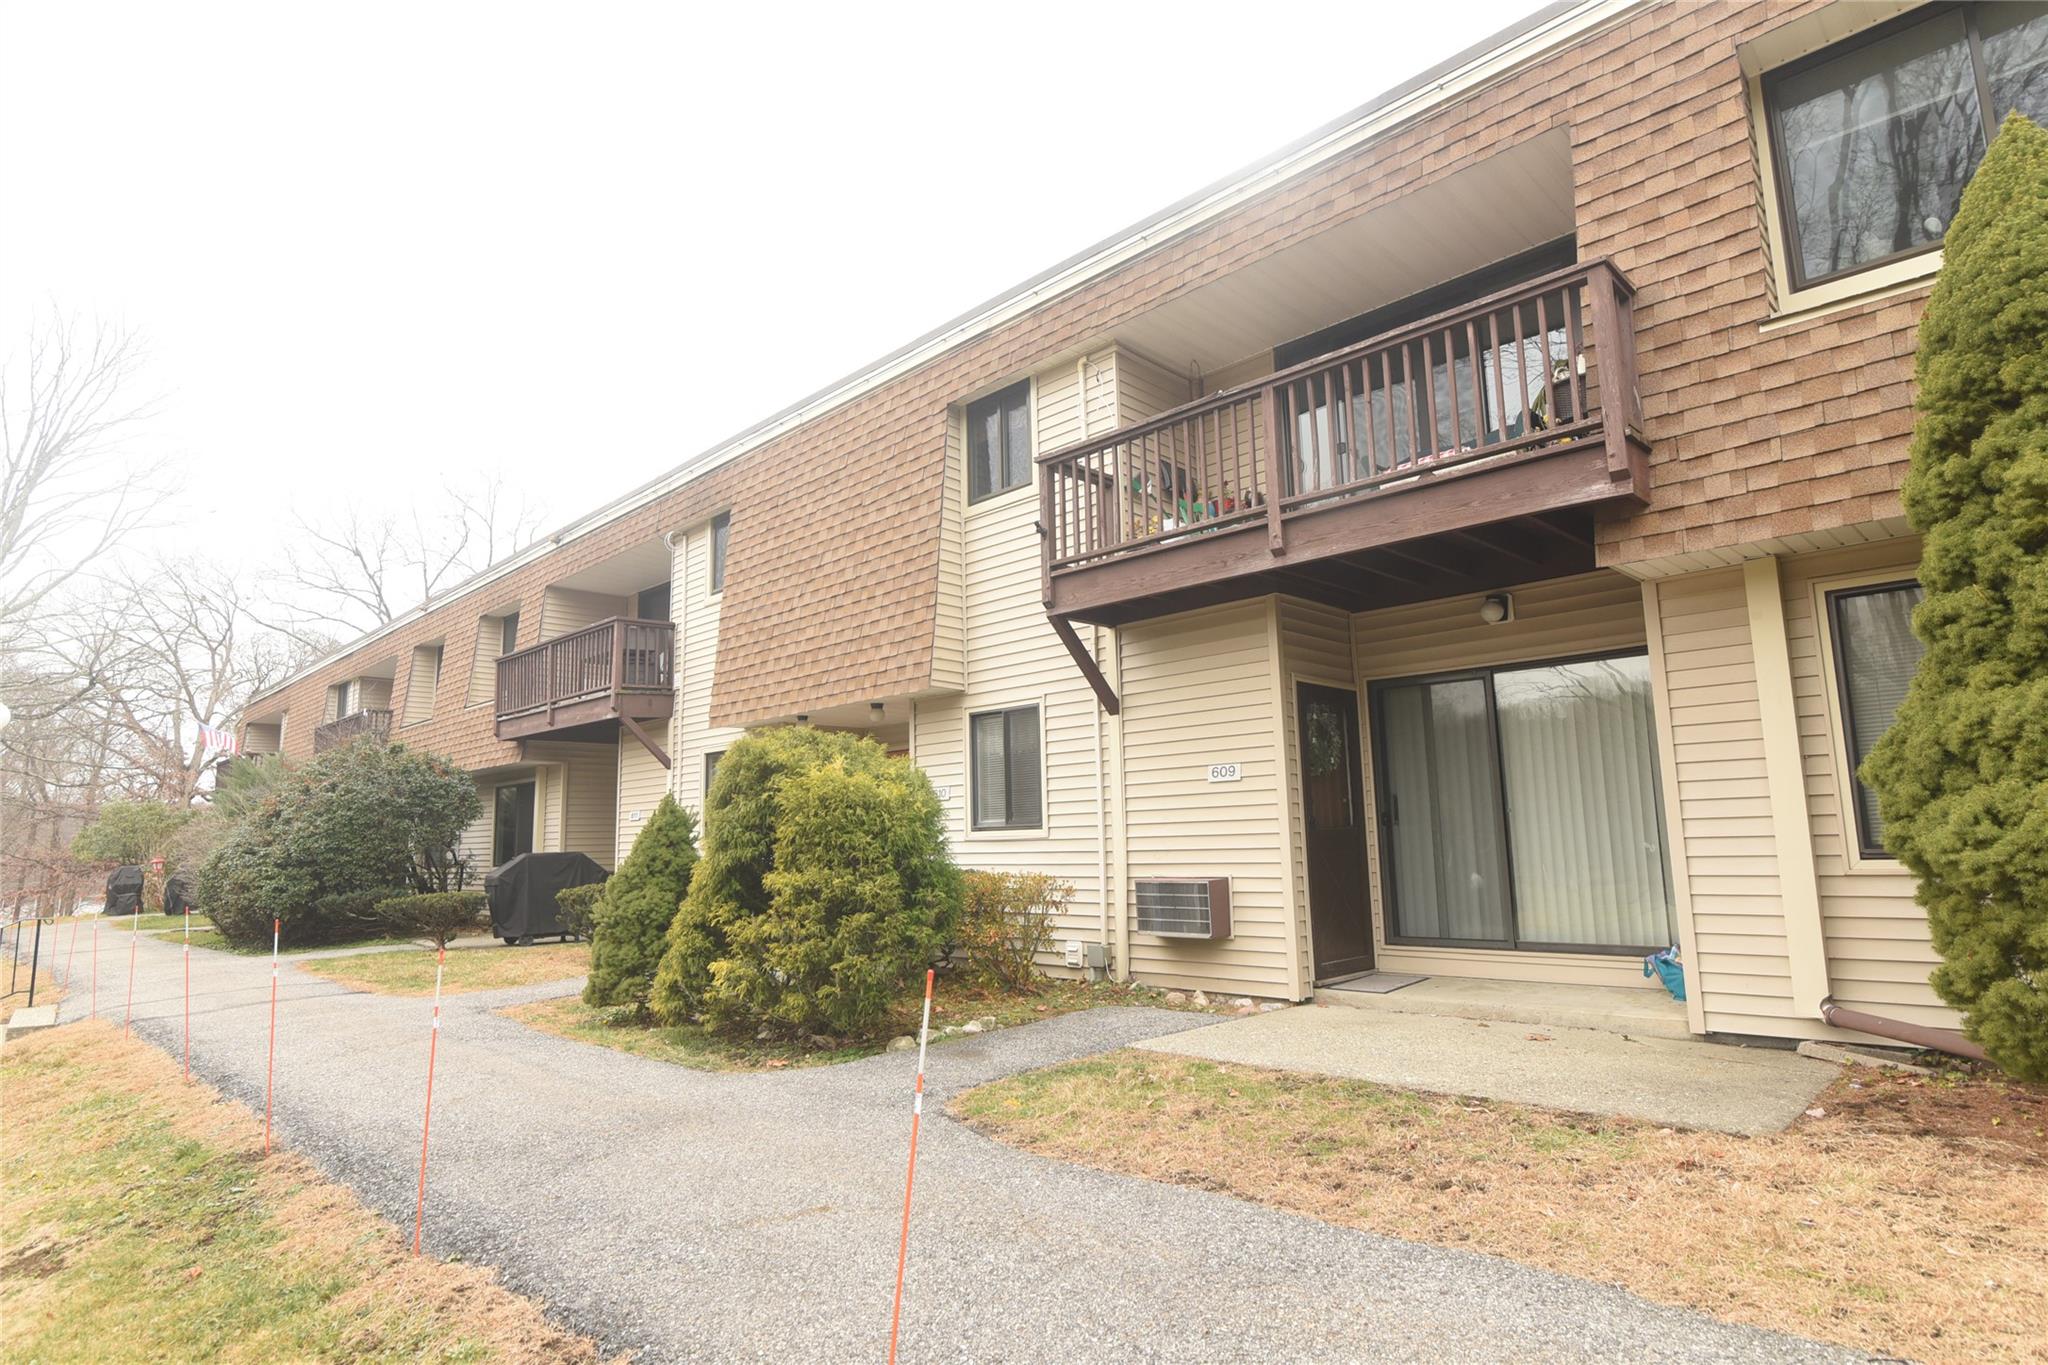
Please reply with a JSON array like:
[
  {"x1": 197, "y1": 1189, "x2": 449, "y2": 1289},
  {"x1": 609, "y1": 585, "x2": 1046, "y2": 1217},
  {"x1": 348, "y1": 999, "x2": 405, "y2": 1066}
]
[{"x1": 1818, "y1": 996, "x2": 1990, "y2": 1063}]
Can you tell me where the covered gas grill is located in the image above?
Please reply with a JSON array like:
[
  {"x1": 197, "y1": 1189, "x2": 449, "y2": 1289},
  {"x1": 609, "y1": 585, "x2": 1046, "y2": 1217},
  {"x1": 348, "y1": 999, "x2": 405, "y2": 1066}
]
[
  {"x1": 105, "y1": 865, "x2": 145, "y2": 917},
  {"x1": 483, "y1": 851, "x2": 607, "y2": 944}
]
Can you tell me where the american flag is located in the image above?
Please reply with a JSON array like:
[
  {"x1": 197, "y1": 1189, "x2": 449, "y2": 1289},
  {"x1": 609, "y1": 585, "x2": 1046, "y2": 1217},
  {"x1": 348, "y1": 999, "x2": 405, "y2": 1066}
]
[{"x1": 198, "y1": 723, "x2": 241, "y2": 755}]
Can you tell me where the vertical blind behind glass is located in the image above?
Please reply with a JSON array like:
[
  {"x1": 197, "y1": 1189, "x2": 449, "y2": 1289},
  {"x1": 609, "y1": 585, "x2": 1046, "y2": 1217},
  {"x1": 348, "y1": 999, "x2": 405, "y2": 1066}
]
[{"x1": 1831, "y1": 584, "x2": 1926, "y2": 851}]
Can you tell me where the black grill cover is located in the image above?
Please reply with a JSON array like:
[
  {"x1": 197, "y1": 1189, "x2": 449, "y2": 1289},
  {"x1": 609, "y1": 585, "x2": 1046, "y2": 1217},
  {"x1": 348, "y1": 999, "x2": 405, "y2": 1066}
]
[
  {"x1": 105, "y1": 865, "x2": 145, "y2": 916},
  {"x1": 163, "y1": 871, "x2": 196, "y2": 918},
  {"x1": 484, "y1": 852, "x2": 607, "y2": 940}
]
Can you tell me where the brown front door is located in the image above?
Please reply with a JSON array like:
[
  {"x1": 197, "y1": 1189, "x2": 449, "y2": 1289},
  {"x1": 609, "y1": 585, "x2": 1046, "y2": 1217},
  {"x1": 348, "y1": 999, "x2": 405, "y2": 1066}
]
[{"x1": 1299, "y1": 682, "x2": 1373, "y2": 981}]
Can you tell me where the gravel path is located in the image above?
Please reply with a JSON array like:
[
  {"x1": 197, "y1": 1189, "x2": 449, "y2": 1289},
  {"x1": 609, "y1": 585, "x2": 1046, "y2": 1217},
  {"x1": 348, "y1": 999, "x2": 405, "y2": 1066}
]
[{"x1": 40, "y1": 932, "x2": 1858, "y2": 1363}]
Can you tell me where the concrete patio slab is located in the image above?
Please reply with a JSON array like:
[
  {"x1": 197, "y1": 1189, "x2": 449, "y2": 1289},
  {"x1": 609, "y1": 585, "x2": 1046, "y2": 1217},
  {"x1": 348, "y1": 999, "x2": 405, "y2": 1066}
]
[
  {"x1": 1133, "y1": 1002, "x2": 1836, "y2": 1135},
  {"x1": 1320, "y1": 974, "x2": 1691, "y2": 1040},
  {"x1": 2, "y1": 1004, "x2": 61, "y2": 1041}
]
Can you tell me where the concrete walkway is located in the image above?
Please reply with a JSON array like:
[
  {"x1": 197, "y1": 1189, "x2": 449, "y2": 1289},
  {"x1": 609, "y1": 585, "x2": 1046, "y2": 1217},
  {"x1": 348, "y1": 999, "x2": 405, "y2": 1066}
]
[
  {"x1": 1135, "y1": 1003, "x2": 1837, "y2": 1135},
  {"x1": 33, "y1": 935, "x2": 1855, "y2": 1363}
]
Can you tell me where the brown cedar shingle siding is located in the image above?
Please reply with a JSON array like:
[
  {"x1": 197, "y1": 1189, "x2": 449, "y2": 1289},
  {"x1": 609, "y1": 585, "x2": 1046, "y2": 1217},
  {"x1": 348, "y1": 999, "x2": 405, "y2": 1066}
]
[{"x1": 256, "y1": 0, "x2": 1921, "y2": 742}]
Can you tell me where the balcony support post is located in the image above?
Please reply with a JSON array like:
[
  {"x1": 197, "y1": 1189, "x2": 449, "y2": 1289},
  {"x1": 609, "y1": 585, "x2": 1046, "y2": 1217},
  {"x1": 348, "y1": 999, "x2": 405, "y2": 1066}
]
[
  {"x1": 619, "y1": 714, "x2": 672, "y2": 770},
  {"x1": 1050, "y1": 615, "x2": 1119, "y2": 715},
  {"x1": 1261, "y1": 384, "x2": 1286, "y2": 555}
]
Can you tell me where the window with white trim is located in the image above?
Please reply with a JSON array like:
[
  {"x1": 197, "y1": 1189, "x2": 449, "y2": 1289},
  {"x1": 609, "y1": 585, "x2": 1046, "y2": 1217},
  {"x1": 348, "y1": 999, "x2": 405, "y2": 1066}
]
[
  {"x1": 966, "y1": 381, "x2": 1031, "y2": 503},
  {"x1": 969, "y1": 705, "x2": 1041, "y2": 830},
  {"x1": 1826, "y1": 580, "x2": 1926, "y2": 858}
]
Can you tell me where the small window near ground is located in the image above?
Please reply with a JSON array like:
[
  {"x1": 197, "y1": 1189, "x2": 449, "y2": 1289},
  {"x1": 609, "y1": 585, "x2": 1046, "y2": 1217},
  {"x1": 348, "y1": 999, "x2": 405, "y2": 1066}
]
[
  {"x1": 709, "y1": 514, "x2": 729, "y2": 594},
  {"x1": 1764, "y1": 3, "x2": 2048, "y2": 290},
  {"x1": 969, "y1": 705, "x2": 1041, "y2": 830},
  {"x1": 1827, "y1": 581, "x2": 1927, "y2": 858},
  {"x1": 966, "y1": 381, "x2": 1032, "y2": 503},
  {"x1": 703, "y1": 749, "x2": 724, "y2": 798}
]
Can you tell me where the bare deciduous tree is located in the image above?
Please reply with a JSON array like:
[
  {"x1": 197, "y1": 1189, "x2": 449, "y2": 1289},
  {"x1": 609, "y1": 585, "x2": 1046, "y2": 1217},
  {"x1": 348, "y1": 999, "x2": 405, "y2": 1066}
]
[
  {"x1": 0, "y1": 315, "x2": 169, "y2": 642},
  {"x1": 258, "y1": 477, "x2": 542, "y2": 646}
]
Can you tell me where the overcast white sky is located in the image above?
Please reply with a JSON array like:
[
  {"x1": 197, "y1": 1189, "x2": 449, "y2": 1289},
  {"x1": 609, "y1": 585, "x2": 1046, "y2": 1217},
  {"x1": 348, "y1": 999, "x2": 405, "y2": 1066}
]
[{"x1": 4, "y1": 0, "x2": 1532, "y2": 587}]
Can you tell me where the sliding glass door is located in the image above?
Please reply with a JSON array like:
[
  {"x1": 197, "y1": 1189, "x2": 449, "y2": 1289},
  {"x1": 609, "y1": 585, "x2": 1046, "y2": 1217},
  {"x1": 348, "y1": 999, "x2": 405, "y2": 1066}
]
[{"x1": 1371, "y1": 651, "x2": 1675, "y2": 954}]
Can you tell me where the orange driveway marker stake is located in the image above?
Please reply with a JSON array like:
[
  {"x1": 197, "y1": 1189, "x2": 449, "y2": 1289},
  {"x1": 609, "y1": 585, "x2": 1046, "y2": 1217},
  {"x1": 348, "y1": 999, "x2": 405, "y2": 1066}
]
[
  {"x1": 264, "y1": 917, "x2": 280, "y2": 1155},
  {"x1": 123, "y1": 913, "x2": 139, "y2": 1036},
  {"x1": 182, "y1": 908, "x2": 192, "y2": 1081},
  {"x1": 413, "y1": 943, "x2": 447, "y2": 1257},
  {"x1": 887, "y1": 967, "x2": 936, "y2": 1365}
]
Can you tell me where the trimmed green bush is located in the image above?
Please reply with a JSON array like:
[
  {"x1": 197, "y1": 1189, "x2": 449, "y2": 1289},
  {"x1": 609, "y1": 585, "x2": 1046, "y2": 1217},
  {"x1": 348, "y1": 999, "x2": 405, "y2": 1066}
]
[
  {"x1": 954, "y1": 871, "x2": 1071, "y2": 991},
  {"x1": 1863, "y1": 114, "x2": 2048, "y2": 1081},
  {"x1": 555, "y1": 883, "x2": 605, "y2": 942},
  {"x1": 649, "y1": 727, "x2": 961, "y2": 1038},
  {"x1": 198, "y1": 740, "x2": 481, "y2": 948},
  {"x1": 376, "y1": 891, "x2": 485, "y2": 948},
  {"x1": 584, "y1": 796, "x2": 697, "y2": 1011}
]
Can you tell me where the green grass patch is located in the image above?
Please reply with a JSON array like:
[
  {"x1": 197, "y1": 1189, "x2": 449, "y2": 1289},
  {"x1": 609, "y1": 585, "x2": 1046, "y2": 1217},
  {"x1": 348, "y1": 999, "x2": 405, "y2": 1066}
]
[
  {"x1": 300, "y1": 943, "x2": 590, "y2": 996},
  {"x1": 505, "y1": 976, "x2": 1222, "y2": 1073},
  {"x1": 1, "y1": 1024, "x2": 596, "y2": 1362}
]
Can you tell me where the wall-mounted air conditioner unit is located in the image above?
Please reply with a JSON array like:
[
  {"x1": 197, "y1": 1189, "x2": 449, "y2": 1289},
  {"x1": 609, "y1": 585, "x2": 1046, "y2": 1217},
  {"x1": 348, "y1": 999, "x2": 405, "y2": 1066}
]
[{"x1": 1134, "y1": 878, "x2": 1231, "y2": 940}]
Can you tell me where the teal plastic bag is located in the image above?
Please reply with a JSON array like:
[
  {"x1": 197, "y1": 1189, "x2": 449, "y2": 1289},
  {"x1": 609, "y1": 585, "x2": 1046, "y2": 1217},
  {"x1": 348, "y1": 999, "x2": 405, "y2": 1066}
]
[{"x1": 1643, "y1": 945, "x2": 1686, "y2": 1002}]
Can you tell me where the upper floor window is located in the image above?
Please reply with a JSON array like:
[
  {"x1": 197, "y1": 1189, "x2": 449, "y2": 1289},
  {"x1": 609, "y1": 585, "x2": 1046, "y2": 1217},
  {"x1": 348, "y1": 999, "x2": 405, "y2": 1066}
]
[
  {"x1": 1765, "y1": 3, "x2": 2048, "y2": 290},
  {"x1": 967, "y1": 381, "x2": 1031, "y2": 504},
  {"x1": 1826, "y1": 581, "x2": 1926, "y2": 859},
  {"x1": 500, "y1": 611, "x2": 521, "y2": 655},
  {"x1": 709, "y1": 513, "x2": 730, "y2": 594}
]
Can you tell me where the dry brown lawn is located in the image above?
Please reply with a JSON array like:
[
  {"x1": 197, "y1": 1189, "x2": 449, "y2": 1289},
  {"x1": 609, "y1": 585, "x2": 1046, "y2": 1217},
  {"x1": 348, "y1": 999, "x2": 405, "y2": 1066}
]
[
  {"x1": 2, "y1": 1022, "x2": 602, "y2": 1362},
  {"x1": 954, "y1": 1050, "x2": 2048, "y2": 1365}
]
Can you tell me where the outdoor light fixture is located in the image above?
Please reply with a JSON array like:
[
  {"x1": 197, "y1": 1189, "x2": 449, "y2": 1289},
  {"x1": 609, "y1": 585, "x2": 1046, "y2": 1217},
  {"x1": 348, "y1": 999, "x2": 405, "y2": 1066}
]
[
  {"x1": 796, "y1": 713, "x2": 810, "y2": 724},
  {"x1": 870, "y1": 701, "x2": 886, "y2": 722},
  {"x1": 1479, "y1": 593, "x2": 1513, "y2": 625}
]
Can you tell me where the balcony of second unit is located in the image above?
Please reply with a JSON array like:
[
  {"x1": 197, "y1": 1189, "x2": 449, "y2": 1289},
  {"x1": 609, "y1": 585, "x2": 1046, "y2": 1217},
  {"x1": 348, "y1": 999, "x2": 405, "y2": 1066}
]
[
  {"x1": 494, "y1": 616, "x2": 675, "y2": 742},
  {"x1": 313, "y1": 708, "x2": 393, "y2": 752},
  {"x1": 1037, "y1": 258, "x2": 1649, "y2": 625}
]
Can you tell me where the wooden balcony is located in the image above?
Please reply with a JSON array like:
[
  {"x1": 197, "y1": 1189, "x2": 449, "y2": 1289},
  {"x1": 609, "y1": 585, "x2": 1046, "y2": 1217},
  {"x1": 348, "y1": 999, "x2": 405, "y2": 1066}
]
[
  {"x1": 1038, "y1": 259, "x2": 1648, "y2": 626},
  {"x1": 494, "y1": 617, "x2": 674, "y2": 743},
  {"x1": 313, "y1": 708, "x2": 393, "y2": 753}
]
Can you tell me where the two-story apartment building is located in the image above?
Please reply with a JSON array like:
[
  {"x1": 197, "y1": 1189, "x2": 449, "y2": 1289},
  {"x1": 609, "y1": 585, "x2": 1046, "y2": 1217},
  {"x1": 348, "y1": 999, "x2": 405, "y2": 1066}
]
[{"x1": 242, "y1": 0, "x2": 2048, "y2": 1046}]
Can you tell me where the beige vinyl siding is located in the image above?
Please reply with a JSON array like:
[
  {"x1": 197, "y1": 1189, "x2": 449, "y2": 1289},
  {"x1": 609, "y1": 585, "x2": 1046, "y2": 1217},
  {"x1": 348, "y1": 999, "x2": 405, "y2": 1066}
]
[
  {"x1": 356, "y1": 677, "x2": 393, "y2": 712},
  {"x1": 1119, "y1": 599, "x2": 1292, "y2": 997},
  {"x1": 523, "y1": 741, "x2": 620, "y2": 869},
  {"x1": 458, "y1": 781, "x2": 495, "y2": 878},
  {"x1": 616, "y1": 722, "x2": 673, "y2": 865},
  {"x1": 676, "y1": 525, "x2": 744, "y2": 812},
  {"x1": 540, "y1": 587, "x2": 626, "y2": 640},
  {"x1": 403, "y1": 645, "x2": 443, "y2": 725},
  {"x1": 913, "y1": 355, "x2": 1120, "y2": 969},
  {"x1": 1780, "y1": 540, "x2": 1953, "y2": 1027},
  {"x1": 243, "y1": 723, "x2": 282, "y2": 755},
  {"x1": 1277, "y1": 597, "x2": 1355, "y2": 995},
  {"x1": 1356, "y1": 571, "x2": 1659, "y2": 991},
  {"x1": 1645, "y1": 568, "x2": 1797, "y2": 1033},
  {"x1": 468, "y1": 613, "x2": 514, "y2": 706}
]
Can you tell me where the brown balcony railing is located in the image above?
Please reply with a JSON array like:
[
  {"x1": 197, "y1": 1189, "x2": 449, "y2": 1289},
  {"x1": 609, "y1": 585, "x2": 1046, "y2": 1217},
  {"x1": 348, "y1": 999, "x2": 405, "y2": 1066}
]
[
  {"x1": 494, "y1": 617, "x2": 674, "y2": 729},
  {"x1": 312, "y1": 708, "x2": 393, "y2": 753},
  {"x1": 1038, "y1": 259, "x2": 1643, "y2": 580}
]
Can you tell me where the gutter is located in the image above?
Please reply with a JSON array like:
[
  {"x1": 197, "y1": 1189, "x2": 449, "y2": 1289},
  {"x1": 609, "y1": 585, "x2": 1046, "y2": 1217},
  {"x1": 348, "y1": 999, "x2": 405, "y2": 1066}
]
[{"x1": 1818, "y1": 997, "x2": 1990, "y2": 1064}]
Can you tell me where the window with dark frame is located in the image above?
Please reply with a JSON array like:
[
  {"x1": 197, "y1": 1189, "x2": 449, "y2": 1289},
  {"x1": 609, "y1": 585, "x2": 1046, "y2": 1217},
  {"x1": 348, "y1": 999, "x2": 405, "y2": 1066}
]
[
  {"x1": 703, "y1": 749, "x2": 724, "y2": 799},
  {"x1": 1826, "y1": 581, "x2": 1927, "y2": 859},
  {"x1": 1763, "y1": 3, "x2": 2048, "y2": 290},
  {"x1": 969, "y1": 705, "x2": 1041, "y2": 830},
  {"x1": 966, "y1": 381, "x2": 1032, "y2": 503},
  {"x1": 709, "y1": 513, "x2": 729, "y2": 593},
  {"x1": 499, "y1": 611, "x2": 520, "y2": 656}
]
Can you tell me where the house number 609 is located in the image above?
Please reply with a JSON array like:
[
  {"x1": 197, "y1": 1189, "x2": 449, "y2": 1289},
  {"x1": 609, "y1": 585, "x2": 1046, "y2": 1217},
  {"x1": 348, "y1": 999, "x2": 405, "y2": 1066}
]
[{"x1": 1207, "y1": 763, "x2": 1241, "y2": 783}]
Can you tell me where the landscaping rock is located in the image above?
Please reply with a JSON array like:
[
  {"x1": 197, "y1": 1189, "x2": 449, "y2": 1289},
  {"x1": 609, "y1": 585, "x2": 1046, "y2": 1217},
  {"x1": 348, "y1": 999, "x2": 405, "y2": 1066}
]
[
  {"x1": 886, "y1": 1035, "x2": 917, "y2": 1052},
  {"x1": 974, "y1": 1015, "x2": 998, "y2": 1031},
  {"x1": 1192, "y1": 990, "x2": 1210, "y2": 1007},
  {"x1": 960, "y1": 1021, "x2": 983, "y2": 1034},
  {"x1": 1164, "y1": 991, "x2": 1188, "y2": 1005}
]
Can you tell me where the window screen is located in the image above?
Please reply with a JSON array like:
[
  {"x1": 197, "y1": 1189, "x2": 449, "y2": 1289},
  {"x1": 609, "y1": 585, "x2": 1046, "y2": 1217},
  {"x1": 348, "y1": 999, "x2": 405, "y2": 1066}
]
[
  {"x1": 709, "y1": 513, "x2": 729, "y2": 593},
  {"x1": 1828, "y1": 582, "x2": 1926, "y2": 857},
  {"x1": 967, "y1": 381, "x2": 1031, "y2": 503},
  {"x1": 970, "y1": 705, "x2": 1041, "y2": 830}
]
